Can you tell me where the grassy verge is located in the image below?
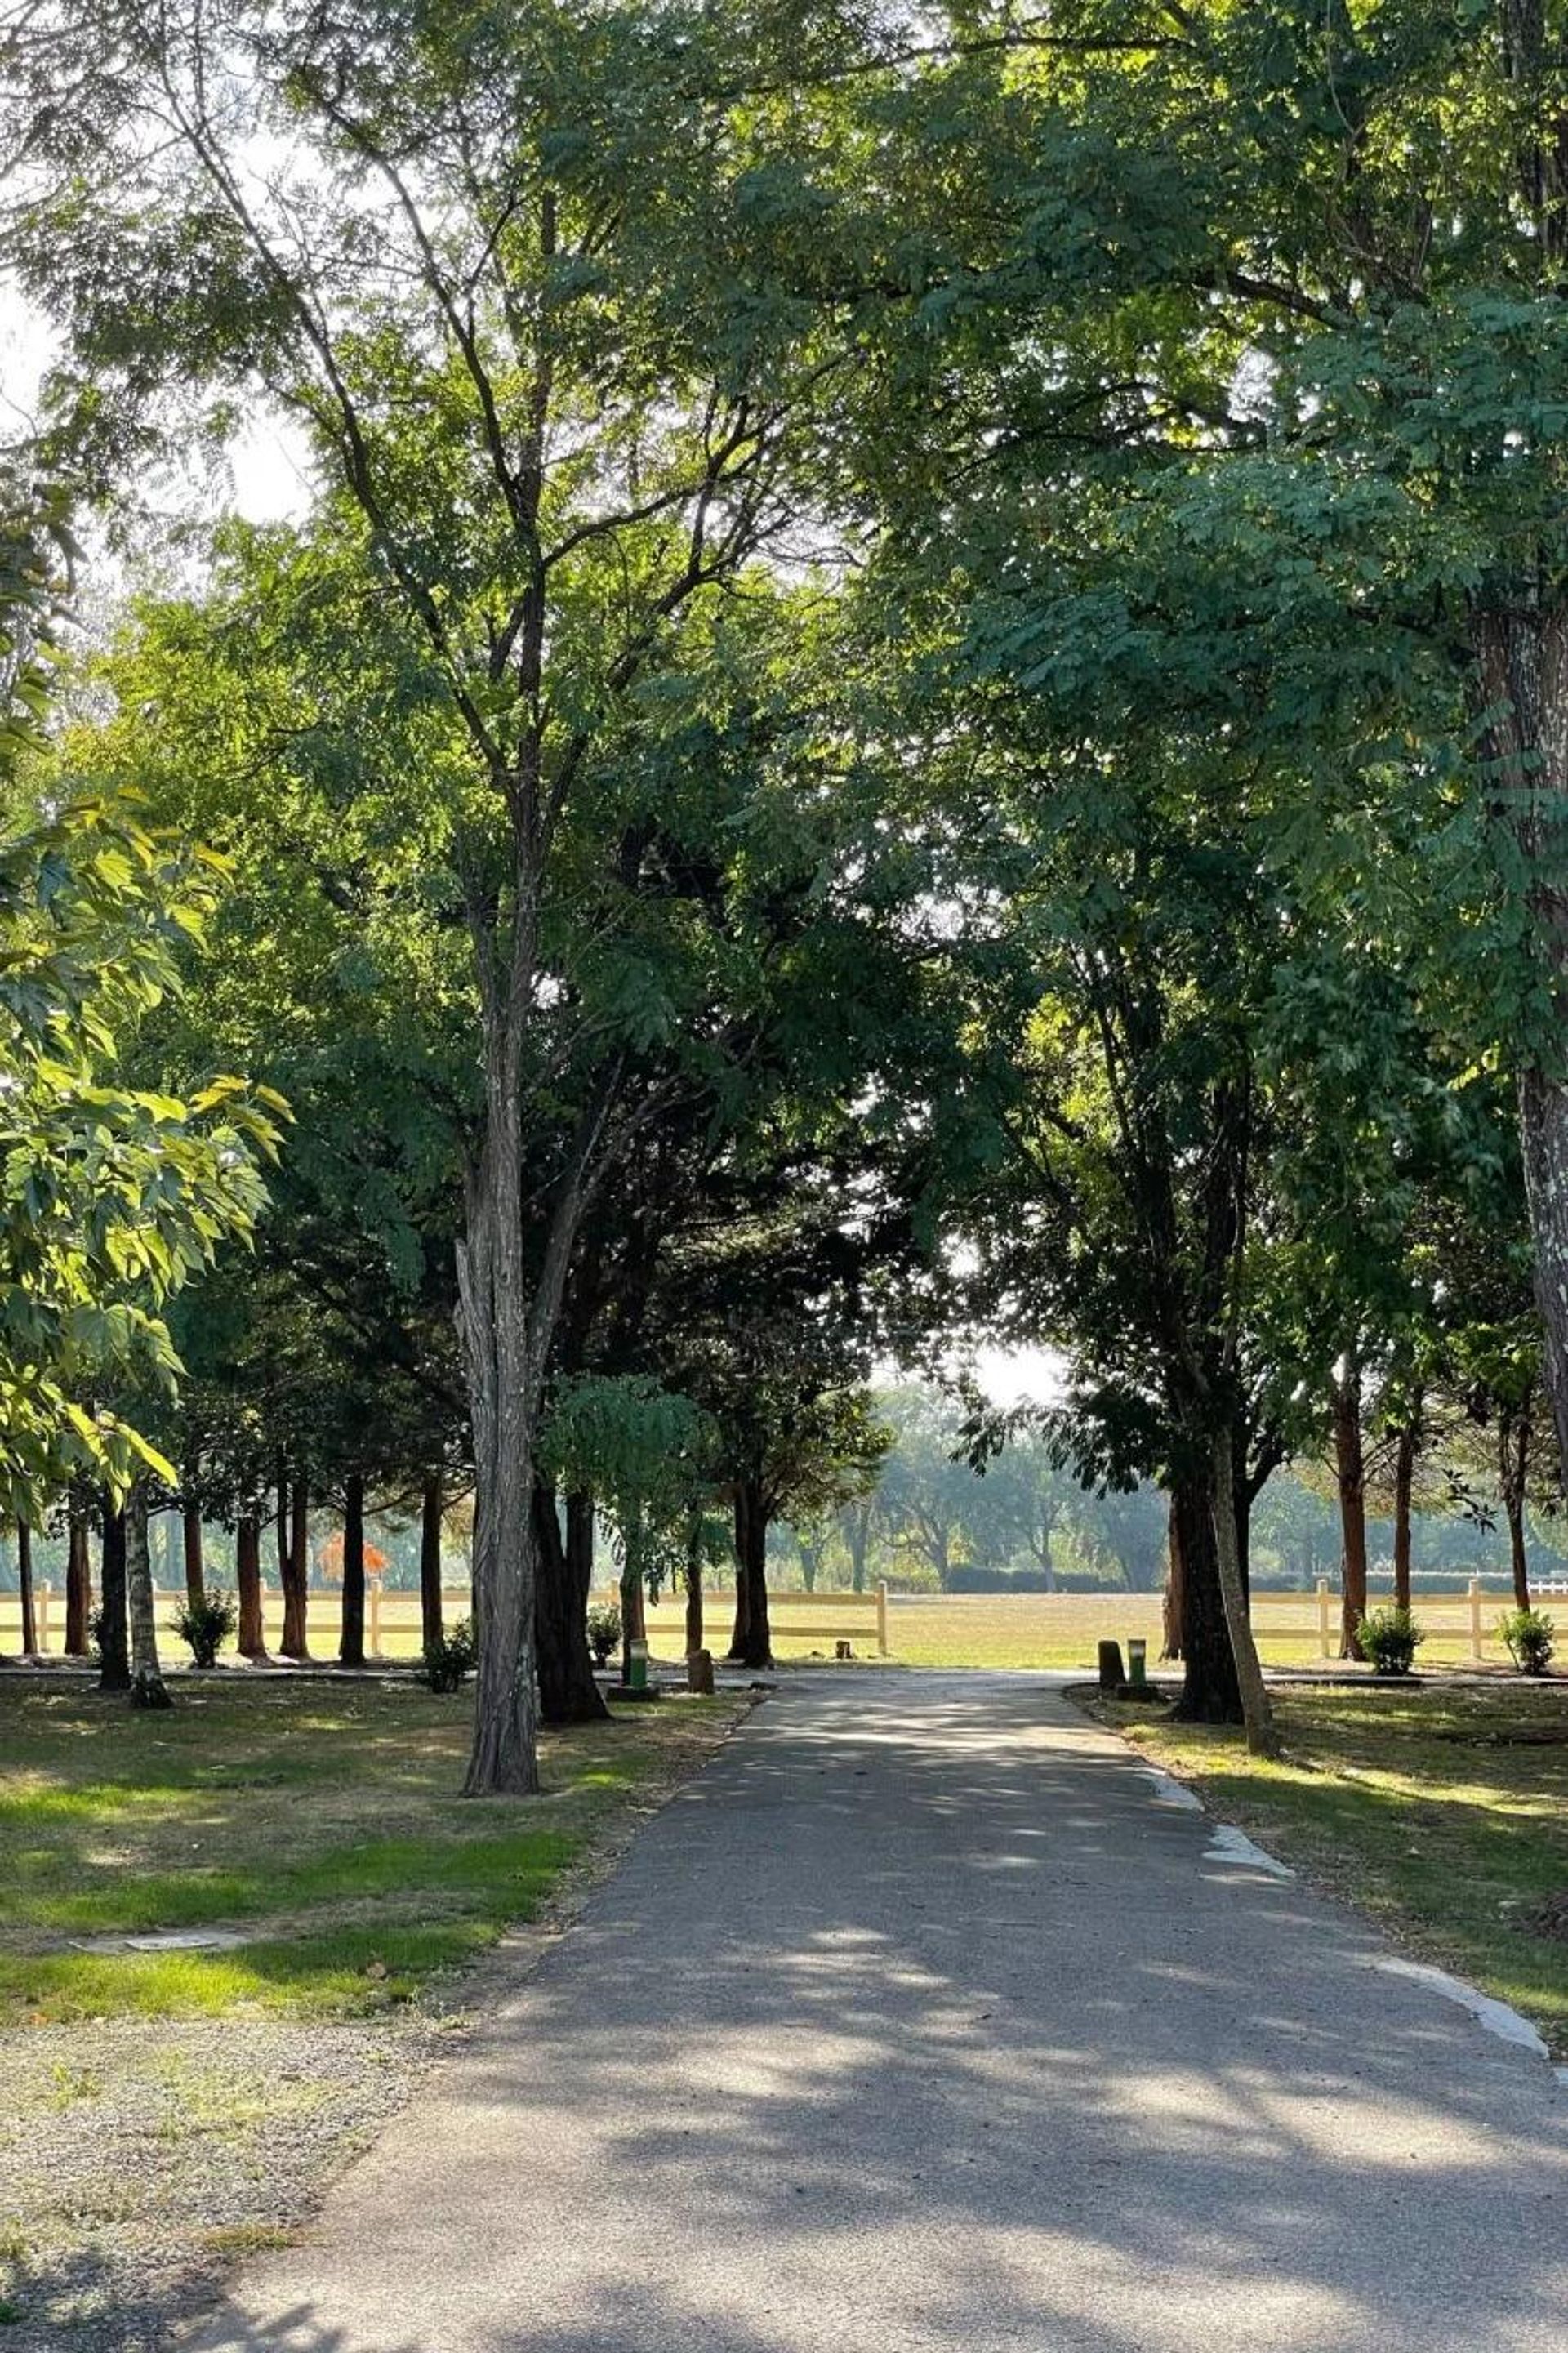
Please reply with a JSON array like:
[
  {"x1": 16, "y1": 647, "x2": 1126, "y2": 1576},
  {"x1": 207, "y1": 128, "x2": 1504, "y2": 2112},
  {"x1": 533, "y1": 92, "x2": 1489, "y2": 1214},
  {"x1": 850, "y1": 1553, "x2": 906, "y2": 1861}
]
[
  {"x1": 0, "y1": 1678, "x2": 742, "y2": 2025},
  {"x1": 0, "y1": 1678, "x2": 744, "y2": 2348},
  {"x1": 1095, "y1": 1680, "x2": 1568, "y2": 2055}
]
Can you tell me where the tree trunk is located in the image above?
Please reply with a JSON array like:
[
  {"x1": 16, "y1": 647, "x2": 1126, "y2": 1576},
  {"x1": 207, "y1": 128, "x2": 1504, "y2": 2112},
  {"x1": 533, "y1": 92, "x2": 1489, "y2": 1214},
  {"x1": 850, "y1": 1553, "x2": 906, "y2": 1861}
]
[
  {"x1": 455, "y1": 1076, "x2": 541, "y2": 1797},
  {"x1": 845, "y1": 1504, "x2": 870, "y2": 1594},
  {"x1": 534, "y1": 1484, "x2": 608, "y2": 1724},
  {"x1": 1501, "y1": 1390, "x2": 1534, "y2": 1610},
  {"x1": 65, "y1": 1511, "x2": 91, "y2": 1656},
  {"x1": 1209, "y1": 1428, "x2": 1279, "y2": 1759},
  {"x1": 280, "y1": 1472, "x2": 311, "y2": 1660},
  {"x1": 1330, "y1": 1358, "x2": 1369, "y2": 1660},
  {"x1": 182, "y1": 1501, "x2": 205, "y2": 1611},
  {"x1": 1392, "y1": 1421, "x2": 1417, "y2": 1612},
  {"x1": 16, "y1": 1518, "x2": 36, "y2": 1657},
  {"x1": 728, "y1": 1478, "x2": 773, "y2": 1668},
  {"x1": 339, "y1": 1471, "x2": 367, "y2": 1667},
  {"x1": 236, "y1": 1515, "x2": 267, "y2": 1660},
  {"x1": 126, "y1": 1488, "x2": 172, "y2": 1708},
  {"x1": 619, "y1": 1526, "x2": 647, "y2": 1687},
  {"x1": 98, "y1": 1496, "x2": 130, "y2": 1691},
  {"x1": 1161, "y1": 1492, "x2": 1184, "y2": 1661},
  {"x1": 684, "y1": 1549, "x2": 704, "y2": 1656},
  {"x1": 1172, "y1": 1471, "x2": 1241, "y2": 1722},
  {"x1": 420, "y1": 1470, "x2": 444, "y2": 1656}
]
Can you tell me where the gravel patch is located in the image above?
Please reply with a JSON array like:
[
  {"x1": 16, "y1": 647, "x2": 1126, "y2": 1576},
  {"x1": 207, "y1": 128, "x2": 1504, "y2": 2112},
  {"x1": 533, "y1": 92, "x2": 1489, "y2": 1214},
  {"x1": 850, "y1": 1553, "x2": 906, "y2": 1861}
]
[{"x1": 0, "y1": 2010, "x2": 452, "y2": 2349}]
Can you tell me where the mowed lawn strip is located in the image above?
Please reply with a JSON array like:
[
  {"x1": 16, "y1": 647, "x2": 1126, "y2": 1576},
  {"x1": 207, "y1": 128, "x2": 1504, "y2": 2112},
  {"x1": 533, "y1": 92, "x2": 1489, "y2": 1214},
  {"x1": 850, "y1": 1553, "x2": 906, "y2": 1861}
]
[
  {"x1": 0, "y1": 1679, "x2": 743, "y2": 2024},
  {"x1": 1098, "y1": 1682, "x2": 1568, "y2": 2055}
]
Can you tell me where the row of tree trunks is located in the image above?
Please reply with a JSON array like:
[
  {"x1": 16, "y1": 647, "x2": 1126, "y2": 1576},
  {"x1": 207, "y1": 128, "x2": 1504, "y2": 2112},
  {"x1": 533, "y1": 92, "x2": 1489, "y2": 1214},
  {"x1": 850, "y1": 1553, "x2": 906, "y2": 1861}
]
[
  {"x1": 727, "y1": 1478, "x2": 773, "y2": 1669},
  {"x1": 533, "y1": 1484, "x2": 608, "y2": 1723}
]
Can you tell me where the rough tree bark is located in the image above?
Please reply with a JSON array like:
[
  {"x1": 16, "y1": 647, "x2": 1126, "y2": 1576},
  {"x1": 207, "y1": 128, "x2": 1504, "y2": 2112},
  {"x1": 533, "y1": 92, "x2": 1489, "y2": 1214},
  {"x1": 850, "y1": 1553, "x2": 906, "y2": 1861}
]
[
  {"x1": 280, "y1": 1473, "x2": 311, "y2": 1660},
  {"x1": 684, "y1": 1545, "x2": 705, "y2": 1657},
  {"x1": 236, "y1": 1516, "x2": 267, "y2": 1660},
  {"x1": 1171, "y1": 1471, "x2": 1241, "y2": 1722},
  {"x1": 126, "y1": 1488, "x2": 172, "y2": 1709},
  {"x1": 533, "y1": 1484, "x2": 608, "y2": 1724},
  {"x1": 98, "y1": 1497, "x2": 130, "y2": 1691},
  {"x1": 16, "y1": 1519, "x2": 36, "y2": 1657},
  {"x1": 420, "y1": 1471, "x2": 444, "y2": 1657},
  {"x1": 338, "y1": 1471, "x2": 366, "y2": 1667},
  {"x1": 1209, "y1": 1428, "x2": 1279, "y2": 1759},
  {"x1": 1330, "y1": 1357, "x2": 1369, "y2": 1660},
  {"x1": 65, "y1": 1511, "x2": 91, "y2": 1656},
  {"x1": 1499, "y1": 1386, "x2": 1534, "y2": 1611},
  {"x1": 728, "y1": 1478, "x2": 773, "y2": 1669},
  {"x1": 182, "y1": 1500, "x2": 205, "y2": 1611}
]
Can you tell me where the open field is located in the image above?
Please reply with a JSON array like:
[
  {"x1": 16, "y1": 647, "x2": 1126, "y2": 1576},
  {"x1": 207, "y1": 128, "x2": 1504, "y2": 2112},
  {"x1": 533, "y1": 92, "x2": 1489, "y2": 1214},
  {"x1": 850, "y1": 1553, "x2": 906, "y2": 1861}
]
[
  {"x1": 6, "y1": 1580, "x2": 1561, "y2": 1670},
  {"x1": 1097, "y1": 1682, "x2": 1568, "y2": 2055}
]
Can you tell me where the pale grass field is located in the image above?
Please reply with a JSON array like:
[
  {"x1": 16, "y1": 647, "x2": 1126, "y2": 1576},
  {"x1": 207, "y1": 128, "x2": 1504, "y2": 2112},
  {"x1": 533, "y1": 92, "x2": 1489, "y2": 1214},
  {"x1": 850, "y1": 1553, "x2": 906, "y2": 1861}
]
[{"x1": 1, "y1": 1583, "x2": 1536, "y2": 1669}]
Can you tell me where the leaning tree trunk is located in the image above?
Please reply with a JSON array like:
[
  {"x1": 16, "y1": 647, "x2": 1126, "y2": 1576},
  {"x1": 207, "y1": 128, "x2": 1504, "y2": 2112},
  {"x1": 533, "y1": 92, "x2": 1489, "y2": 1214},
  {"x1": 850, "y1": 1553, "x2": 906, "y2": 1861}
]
[
  {"x1": 16, "y1": 1518, "x2": 36, "y2": 1657},
  {"x1": 1172, "y1": 1471, "x2": 1241, "y2": 1722},
  {"x1": 280, "y1": 1472, "x2": 311, "y2": 1660},
  {"x1": 339, "y1": 1471, "x2": 367, "y2": 1667},
  {"x1": 65, "y1": 1510, "x2": 91, "y2": 1656},
  {"x1": 420, "y1": 1470, "x2": 444, "y2": 1656},
  {"x1": 1209, "y1": 1428, "x2": 1279, "y2": 1759},
  {"x1": 456, "y1": 1063, "x2": 541, "y2": 1796},
  {"x1": 182, "y1": 1500, "x2": 205, "y2": 1611},
  {"x1": 235, "y1": 1515, "x2": 267, "y2": 1660},
  {"x1": 1330, "y1": 1358, "x2": 1369, "y2": 1660},
  {"x1": 534, "y1": 1484, "x2": 608, "y2": 1725},
  {"x1": 126, "y1": 1488, "x2": 172, "y2": 1709},
  {"x1": 1392, "y1": 1421, "x2": 1417, "y2": 1612},
  {"x1": 728, "y1": 1478, "x2": 773, "y2": 1669},
  {"x1": 98, "y1": 1496, "x2": 130, "y2": 1691}
]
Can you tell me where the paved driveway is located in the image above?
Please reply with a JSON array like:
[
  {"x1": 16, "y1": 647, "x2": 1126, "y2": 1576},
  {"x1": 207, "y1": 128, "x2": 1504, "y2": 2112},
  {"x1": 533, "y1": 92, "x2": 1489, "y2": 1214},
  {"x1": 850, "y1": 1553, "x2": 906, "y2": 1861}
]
[{"x1": 185, "y1": 1673, "x2": 1568, "y2": 2352}]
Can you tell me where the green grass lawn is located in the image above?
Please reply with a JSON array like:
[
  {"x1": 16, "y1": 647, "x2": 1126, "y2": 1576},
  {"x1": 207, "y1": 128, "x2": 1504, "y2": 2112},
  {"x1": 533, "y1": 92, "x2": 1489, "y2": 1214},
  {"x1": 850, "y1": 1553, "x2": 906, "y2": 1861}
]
[
  {"x1": 0, "y1": 1680, "x2": 739, "y2": 2025},
  {"x1": 1098, "y1": 1680, "x2": 1568, "y2": 2055}
]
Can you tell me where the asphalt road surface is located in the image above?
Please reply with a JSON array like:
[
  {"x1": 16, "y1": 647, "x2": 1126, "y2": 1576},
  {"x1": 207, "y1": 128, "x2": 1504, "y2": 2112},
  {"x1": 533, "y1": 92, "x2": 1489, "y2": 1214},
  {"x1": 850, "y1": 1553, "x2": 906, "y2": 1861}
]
[{"x1": 185, "y1": 1672, "x2": 1568, "y2": 2353}]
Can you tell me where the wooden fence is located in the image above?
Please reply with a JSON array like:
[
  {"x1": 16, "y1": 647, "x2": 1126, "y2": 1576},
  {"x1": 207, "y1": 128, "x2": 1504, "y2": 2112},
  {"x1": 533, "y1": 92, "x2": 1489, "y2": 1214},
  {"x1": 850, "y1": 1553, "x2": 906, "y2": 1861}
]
[{"x1": 643, "y1": 1584, "x2": 889, "y2": 1658}]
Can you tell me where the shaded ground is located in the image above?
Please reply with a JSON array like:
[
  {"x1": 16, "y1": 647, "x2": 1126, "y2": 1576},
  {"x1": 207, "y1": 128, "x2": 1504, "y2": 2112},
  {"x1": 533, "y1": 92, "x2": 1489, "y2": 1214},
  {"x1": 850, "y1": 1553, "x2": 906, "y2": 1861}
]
[
  {"x1": 0, "y1": 1684, "x2": 744, "y2": 2346},
  {"x1": 1098, "y1": 1678, "x2": 1568, "y2": 2054},
  {"x1": 186, "y1": 1673, "x2": 1568, "y2": 2353}
]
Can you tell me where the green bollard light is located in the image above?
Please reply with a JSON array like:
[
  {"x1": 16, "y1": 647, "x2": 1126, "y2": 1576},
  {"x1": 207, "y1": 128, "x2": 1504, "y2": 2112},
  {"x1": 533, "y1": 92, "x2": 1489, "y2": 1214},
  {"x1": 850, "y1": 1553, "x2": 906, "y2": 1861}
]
[{"x1": 1126, "y1": 1637, "x2": 1147, "y2": 1689}]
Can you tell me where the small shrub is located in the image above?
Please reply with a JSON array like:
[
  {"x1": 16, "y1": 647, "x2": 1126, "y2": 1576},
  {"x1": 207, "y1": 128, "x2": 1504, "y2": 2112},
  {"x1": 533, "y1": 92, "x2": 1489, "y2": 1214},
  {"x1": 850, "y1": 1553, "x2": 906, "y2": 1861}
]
[
  {"x1": 422, "y1": 1616, "x2": 476, "y2": 1693},
  {"x1": 1358, "y1": 1605, "x2": 1423, "y2": 1678},
  {"x1": 169, "y1": 1591, "x2": 238, "y2": 1669},
  {"x1": 586, "y1": 1601, "x2": 621, "y2": 1668},
  {"x1": 1501, "y1": 1607, "x2": 1556, "y2": 1677}
]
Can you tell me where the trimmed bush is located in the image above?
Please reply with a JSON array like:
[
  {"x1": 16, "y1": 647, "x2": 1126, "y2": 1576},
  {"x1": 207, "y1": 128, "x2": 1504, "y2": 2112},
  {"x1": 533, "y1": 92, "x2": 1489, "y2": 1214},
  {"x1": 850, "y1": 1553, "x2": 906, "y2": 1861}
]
[
  {"x1": 1500, "y1": 1607, "x2": 1556, "y2": 1677},
  {"x1": 169, "y1": 1590, "x2": 238, "y2": 1669},
  {"x1": 422, "y1": 1616, "x2": 476, "y2": 1693},
  {"x1": 1357, "y1": 1605, "x2": 1423, "y2": 1678}
]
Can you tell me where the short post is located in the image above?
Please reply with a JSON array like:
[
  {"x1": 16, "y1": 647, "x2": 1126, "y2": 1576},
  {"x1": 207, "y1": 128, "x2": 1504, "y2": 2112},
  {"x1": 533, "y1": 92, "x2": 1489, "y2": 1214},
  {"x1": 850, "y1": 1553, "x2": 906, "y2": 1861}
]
[
  {"x1": 35, "y1": 1580, "x2": 50, "y2": 1654},
  {"x1": 1468, "y1": 1576, "x2": 1483, "y2": 1663},
  {"x1": 1316, "y1": 1576, "x2": 1331, "y2": 1656},
  {"x1": 687, "y1": 1647, "x2": 714, "y2": 1696},
  {"x1": 368, "y1": 1575, "x2": 383, "y2": 1658},
  {"x1": 1126, "y1": 1636, "x2": 1147, "y2": 1689},
  {"x1": 1097, "y1": 1638, "x2": 1125, "y2": 1692},
  {"x1": 627, "y1": 1637, "x2": 648, "y2": 1691},
  {"x1": 875, "y1": 1579, "x2": 889, "y2": 1657}
]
